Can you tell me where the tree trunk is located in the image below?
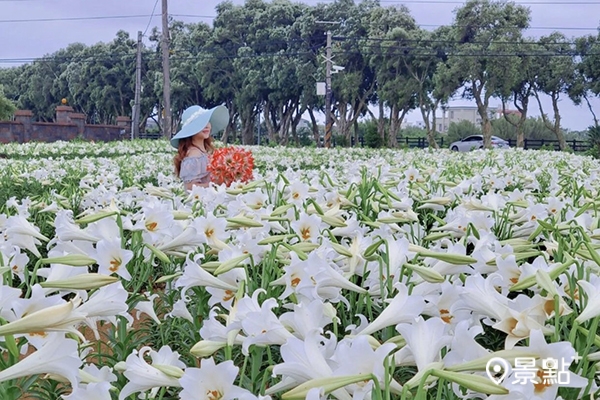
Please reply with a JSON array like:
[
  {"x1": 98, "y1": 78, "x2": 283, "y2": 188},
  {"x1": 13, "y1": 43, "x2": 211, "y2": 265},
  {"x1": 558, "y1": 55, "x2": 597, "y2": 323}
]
[
  {"x1": 278, "y1": 112, "x2": 293, "y2": 145},
  {"x1": 502, "y1": 93, "x2": 529, "y2": 149},
  {"x1": 264, "y1": 104, "x2": 277, "y2": 144},
  {"x1": 308, "y1": 108, "x2": 320, "y2": 147},
  {"x1": 551, "y1": 95, "x2": 566, "y2": 150},
  {"x1": 332, "y1": 81, "x2": 375, "y2": 146},
  {"x1": 378, "y1": 101, "x2": 386, "y2": 143},
  {"x1": 420, "y1": 96, "x2": 439, "y2": 149},
  {"x1": 290, "y1": 104, "x2": 306, "y2": 143},
  {"x1": 388, "y1": 104, "x2": 399, "y2": 148},
  {"x1": 472, "y1": 80, "x2": 492, "y2": 148},
  {"x1": 535, "y1": 89, "x2": 566, "y2": 151},
  {"x1": 584, "y1": 93, "x2": 599, "y2": 128},
  {"x1": 239, "y1": 108, "x2": 255, "y2": 145},
  {"x1": 428, "y1": 99, "x2": 440, "y2": 149},
  {"x1": 336, "y1": 102, "x2": 350, "y2": 145}
]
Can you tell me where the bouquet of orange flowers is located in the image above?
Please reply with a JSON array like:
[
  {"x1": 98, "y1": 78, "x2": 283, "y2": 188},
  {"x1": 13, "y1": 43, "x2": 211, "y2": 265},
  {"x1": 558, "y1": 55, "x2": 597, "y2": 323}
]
[{"x1": 208, "y1": 146, "x2": 255, "y2": 187}]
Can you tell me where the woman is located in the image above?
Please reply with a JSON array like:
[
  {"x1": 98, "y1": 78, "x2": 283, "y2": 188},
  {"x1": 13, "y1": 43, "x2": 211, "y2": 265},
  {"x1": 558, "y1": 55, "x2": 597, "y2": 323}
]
[{"x1": 171, "y1": 105, "x2": 229, "y2": 191}]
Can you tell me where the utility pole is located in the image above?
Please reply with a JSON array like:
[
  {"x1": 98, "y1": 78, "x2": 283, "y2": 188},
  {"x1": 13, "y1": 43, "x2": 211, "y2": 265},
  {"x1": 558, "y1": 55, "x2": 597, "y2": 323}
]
[
  {"x1": 132, "y1": 30, "x2": 142, "y2": 140},
  {"x1": 161, "y1": 0, "x2": 172, "y2": 139},
  {"x1": 324, "y1": 30, "x2": 333, "y2": 149}
]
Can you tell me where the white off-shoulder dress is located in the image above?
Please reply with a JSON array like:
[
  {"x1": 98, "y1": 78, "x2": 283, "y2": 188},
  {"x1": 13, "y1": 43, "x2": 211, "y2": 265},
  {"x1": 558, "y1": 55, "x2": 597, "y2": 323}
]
[{"x1": 179, "y1": 154, "x2": 211, "y2": 186}]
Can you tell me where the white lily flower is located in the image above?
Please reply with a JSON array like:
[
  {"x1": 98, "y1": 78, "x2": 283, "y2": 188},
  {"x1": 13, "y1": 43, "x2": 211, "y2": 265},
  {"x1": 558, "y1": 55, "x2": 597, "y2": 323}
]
[
  {"x1": 95, "y1": 237, "x2": 134, "y2": 280},
  {"x1": 0, "y1": 334, "x2": 81, "y2": 386},
  {"x1": 354, "y1": 283, "x2": 425, "y2": 336},
  {"x1": 290, "y1": 213, "x2": 324, "y2": 243},
  {"x1": 395, "y1": 316, "x2": 452, "y2": 371},
  {"x1": 573, "y1": 274, "x2": 600, "y2": 323},
  {"x1": 62, "y1": 382, "x2": 112, "y2": 400},
  {"x1": 179, "y1": 357, "x2": 257, "y2": 400},
  {"x1": 119, "y1": 346, "x2": 185, "y2": 400}
]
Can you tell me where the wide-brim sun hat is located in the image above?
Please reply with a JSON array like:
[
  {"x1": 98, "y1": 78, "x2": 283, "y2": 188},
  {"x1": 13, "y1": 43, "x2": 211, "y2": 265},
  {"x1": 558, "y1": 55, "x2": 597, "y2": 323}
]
[{"x1": 170, "y1": 105, "x2": 229, "y2": 148}]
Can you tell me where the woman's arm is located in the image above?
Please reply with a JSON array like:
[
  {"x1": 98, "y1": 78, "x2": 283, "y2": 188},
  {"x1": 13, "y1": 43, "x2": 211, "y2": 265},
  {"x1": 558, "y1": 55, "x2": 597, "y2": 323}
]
[{"x1": 185, "y1": 181, "x2": 209, "y2": 191}]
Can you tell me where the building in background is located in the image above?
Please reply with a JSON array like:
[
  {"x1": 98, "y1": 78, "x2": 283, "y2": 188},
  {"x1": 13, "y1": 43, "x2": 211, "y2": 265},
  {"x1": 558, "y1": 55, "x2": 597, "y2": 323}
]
[{"x1": 438, "y1": 105, "x2": 503, "y2": 133}]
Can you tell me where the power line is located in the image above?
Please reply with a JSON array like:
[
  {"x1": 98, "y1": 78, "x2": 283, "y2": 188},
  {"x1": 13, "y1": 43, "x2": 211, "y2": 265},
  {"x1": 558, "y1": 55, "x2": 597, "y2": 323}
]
[
  {"x1": 0, "y1": 12, "x2": 595, "y2": 34},
  {"x1": 307, "y1": 0, "x2": 600, "y2": 4},
  {"x1": 419, "y1": 24, "x2": 599, "y2": 31},
  {"x1": 142, "y1": 0, "x2": 160, "y2": 37},
  {"x1": 0, "y1": 14, "x2": 155, "y2": 23},
  {"x1": 334, "y1": 36, "x2": 581, "y2": 46},
  {"x1": 1, "y1": 47, "x2": 596, "y2": 65}
]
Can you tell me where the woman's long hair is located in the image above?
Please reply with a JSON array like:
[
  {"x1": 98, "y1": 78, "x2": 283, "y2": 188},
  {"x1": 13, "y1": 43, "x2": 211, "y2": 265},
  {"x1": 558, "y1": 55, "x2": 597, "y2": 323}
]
[{"x1": 173, "y1": 135, "x2": 215, "y2": 177}]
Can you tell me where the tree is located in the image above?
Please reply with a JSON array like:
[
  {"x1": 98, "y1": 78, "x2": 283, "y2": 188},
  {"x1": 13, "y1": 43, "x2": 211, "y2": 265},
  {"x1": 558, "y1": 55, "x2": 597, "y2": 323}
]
[
  {"x1": 533, "y1": 32, "x2": 576, "y2": 151},
  {"x1": 0, "y1": 85, "x2": 16, "y2": 120},
  {"x1": 495, "y1": 39, "x2": 538, "y2": 148},
  {"x1": 324, "y1": 0, "x2": 378, "y2": 145},
  {"x1": 257, "y1": 0, "x2": 307, "y2": 145},
  {"x1": 574, "y1": 34, "x2": 600, "y2": 128},
  {"x1": 441, "y1": 0, "x2": 530, "y2": 148},
  {"x1": 365, "y1": 4, "x2": 419, "y2": 147},
  {"x1": 403, "y1": 26, "x2": 458, "y2": 149}
]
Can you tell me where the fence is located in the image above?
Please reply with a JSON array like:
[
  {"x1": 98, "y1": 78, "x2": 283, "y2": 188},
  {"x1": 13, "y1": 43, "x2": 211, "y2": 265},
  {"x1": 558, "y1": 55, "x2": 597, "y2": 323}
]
[
  {"x1": 346, "y1": 136, "x2": 591, "y2": 152},
  {"x1": 139, "y1": 130, "x2": 591, "y2": 152}
]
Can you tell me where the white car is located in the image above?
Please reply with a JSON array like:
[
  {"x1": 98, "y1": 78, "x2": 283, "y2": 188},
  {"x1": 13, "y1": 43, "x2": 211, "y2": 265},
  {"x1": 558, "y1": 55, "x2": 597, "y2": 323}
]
[{"x1": 449, "y1": 135, "x2": 510, "y2": 152}]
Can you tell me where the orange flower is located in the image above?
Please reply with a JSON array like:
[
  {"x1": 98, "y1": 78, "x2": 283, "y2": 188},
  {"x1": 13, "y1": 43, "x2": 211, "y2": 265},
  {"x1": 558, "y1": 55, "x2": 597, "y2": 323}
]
[{"x1": 208, "y1": 146, "x2": 255, "y2": 187}]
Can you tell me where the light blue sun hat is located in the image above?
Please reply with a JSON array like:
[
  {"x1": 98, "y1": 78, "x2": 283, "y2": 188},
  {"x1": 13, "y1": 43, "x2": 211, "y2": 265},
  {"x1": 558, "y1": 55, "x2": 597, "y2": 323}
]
[{"x1": 170, "y1": 105, "x2": 229, "y2": 148}]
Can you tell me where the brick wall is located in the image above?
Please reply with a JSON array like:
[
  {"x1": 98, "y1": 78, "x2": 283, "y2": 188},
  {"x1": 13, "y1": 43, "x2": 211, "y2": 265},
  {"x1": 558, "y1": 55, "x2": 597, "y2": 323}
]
[{"x1": 0, "y1": 107, "x2": 131, "y2": 144}]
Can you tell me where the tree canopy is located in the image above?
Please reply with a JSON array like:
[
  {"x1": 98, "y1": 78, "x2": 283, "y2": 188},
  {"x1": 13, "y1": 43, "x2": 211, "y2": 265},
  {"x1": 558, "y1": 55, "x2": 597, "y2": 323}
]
[{"x1": 0, "y1": 0, "x2": 595, "y2": 148}]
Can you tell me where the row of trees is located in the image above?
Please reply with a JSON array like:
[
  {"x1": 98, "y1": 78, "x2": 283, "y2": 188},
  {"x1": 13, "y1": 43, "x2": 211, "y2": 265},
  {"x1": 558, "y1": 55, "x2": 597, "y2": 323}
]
[{"x1": 1, "y1": 0, "x2": 599, "y2": 150}]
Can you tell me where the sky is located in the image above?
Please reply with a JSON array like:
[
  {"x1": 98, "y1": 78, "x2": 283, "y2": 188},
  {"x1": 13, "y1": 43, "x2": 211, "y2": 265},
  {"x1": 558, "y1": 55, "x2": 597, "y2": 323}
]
[{"x1": 1, "y1": 0, "x2": 600, "y2": 131}]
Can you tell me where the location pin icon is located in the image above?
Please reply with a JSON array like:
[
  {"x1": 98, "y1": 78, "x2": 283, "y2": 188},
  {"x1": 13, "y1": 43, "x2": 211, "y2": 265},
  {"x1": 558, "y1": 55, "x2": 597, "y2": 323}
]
[{"x1": 485, "y1": 357, "x2": 511, "y2": 385}]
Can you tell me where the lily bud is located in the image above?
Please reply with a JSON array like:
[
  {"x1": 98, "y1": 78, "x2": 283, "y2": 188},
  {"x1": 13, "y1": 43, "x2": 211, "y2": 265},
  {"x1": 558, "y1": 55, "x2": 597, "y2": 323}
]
[
  {"x1": 40, "y1": 274, "x2": 119, "y2": 290},
  {"x1": 330, "y1": 243, "x2": 353, "y2": 258},
  {"x1": 535, "y1": 270, "x2": 558, "y2": 296},
  {"x1": 431, "y1": 369, "x2": 508, "y2": 395},
  {"x1": 226, "y1": 216, "x2": 264, "y2": 228},
  {"x1": 190, "y1": 340, "x2": 226, "y2": 357},
  {"x1": 214, "y1": 254, "x2": 250, "y2": 275},
  {"x1": 153, "y1": 364, "x2": 184, "y2": 379},
  {"x1": 271, "y1": 203, "x2": 295, "y2": 216},
  {"x1": 320, "y1": 215, "x2": 347, "y2": 228},
  {"x1": 75, "y1": 210, "x2": 117, "y2": 225},
  {"x1": 145, "y1": 244, "x2": 170, "y2": 264},
  {"x1": 404, "y1": 263, "x2": 445, "y2": 283},
  {"x1": 113, "y1": 361, "x2": 127, "y2": 372},
  {"x1": 282, "y1": 374, "x2": 373, "y2": 400},
  {"x1": 257, "y1": 234, "x2": 294, "y2": 245},
  {"x1": 0, "y1": 297, "x2": 84, "y2": 336},
  {"x1": 40, "y1": 255, "x2": 97, "y2": 267},
  {"x1": 417, "y1": 249, "x2": 476, "y2": 265}
]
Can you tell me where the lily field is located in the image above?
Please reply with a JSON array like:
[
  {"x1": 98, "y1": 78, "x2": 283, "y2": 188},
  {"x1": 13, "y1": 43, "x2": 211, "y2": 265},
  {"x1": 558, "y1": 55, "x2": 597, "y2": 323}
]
[{"x1": 2, "y1": 140, "x2": 600, "y2": 400}]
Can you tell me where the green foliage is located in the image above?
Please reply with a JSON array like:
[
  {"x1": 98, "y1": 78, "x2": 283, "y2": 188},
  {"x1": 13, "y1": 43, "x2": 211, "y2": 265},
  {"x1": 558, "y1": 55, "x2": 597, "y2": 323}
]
[
  {"x1": 446, "y1": 120, "x2": 481, "y2": 143},
  {"x1": 491, "y1": 116, "x2": 556, "y2": 141},
  {"x1": 333, "y1": 134, "x2": 348, "y2": 147},
  {"x1": 586, "y1": 125, "x2": 600, "y2": 158},
  {"x1": 0, "y1": 85, "x2": 16, "y2": 120},
  {"x1": 363, "y1": 119, "x2": 383, "y2": 148},
  {"x1": 400, "y1": 126, "x2": 428, "y2": 138}
]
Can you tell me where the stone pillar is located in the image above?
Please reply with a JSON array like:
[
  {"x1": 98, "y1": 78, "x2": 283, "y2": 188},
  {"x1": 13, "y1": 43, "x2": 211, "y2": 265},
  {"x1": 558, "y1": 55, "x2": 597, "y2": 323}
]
[
  {"x1": 13, "y1": 110, "x2": 33, "y2": 142},
  {"x1": 70, "y1": 113, "x2": 86, "y2": 137},
  {"x1": 56, "y1": 105, "x2": 74, "y2": 124},
  {"x1": 116, "y1": 116, "x2": 131, "y2": 139}
]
